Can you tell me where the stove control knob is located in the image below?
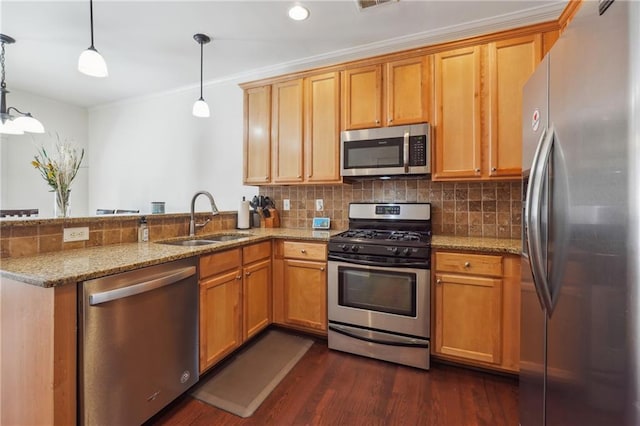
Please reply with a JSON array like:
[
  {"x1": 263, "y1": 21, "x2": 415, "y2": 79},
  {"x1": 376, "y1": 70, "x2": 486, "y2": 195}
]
[
  {"x1": 339, "y1": 244, "x2": 349, "y2": 252},
  {"x1": 391, "y1": 247, "x2": 399, "y2": 255},
  {"x1": 351, "y1": 245, "x2": 359, "y2": 253},
  {"x1": 402, "y1": 248, "x2": 411, "y2": 256}
]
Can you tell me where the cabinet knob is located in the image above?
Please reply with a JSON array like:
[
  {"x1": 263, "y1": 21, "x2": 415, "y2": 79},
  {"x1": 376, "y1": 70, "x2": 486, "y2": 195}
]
[
  {"x1": 491, "y1": 167, "x2": 497, "y2": 172},
  {"x1": 436, "y1": 279, "x2": 442, "y2": 284},
  {"x1": 264, "y1": 177, "x2": 269, "y2": 181},
  {"x1": 320, "y1": 267, "x2": 325, "y2": 271},
  {"x1": 475, "y1": 168, "x2": 481, "y2": 173},
  {"x1": 236, "y1": 275, "x2": 242, "y2": 280},
  {"x1": 388, "y1": 119, "x2": 393, "y2": 124},
  {"x1": 301, "y1": 249, "x2": 306, "y2": 254},
  {"x1": 245, "y1": 271, "x2": 251, "y2": 276},
  {"x1": 464, "y1": 261, "x2": 471, "y2": 268},
  {"x1": 375, "y1": 120, "x2": 380, "y2": 125},
  {"x1": 297, "y1": 175, "x2": 302, "y2": 178}
]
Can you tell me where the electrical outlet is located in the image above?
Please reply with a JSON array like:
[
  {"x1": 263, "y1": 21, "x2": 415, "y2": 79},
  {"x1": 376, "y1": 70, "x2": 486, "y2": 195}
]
[
  {"x1": 63, "y1": 227, "x2": 90, "y2": 242},
  {"x1": 283, "y1": 199, "x2": 291, "y2": 211},
  {"x1": 315, "y1": 199, "x2": 324, "y2": 211}
]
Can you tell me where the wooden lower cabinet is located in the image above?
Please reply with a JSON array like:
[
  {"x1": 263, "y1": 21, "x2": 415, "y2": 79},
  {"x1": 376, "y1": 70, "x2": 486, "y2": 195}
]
[
  {"x1": 432, "y1": 250, "x2": 521, "y2": 373},
  {"x1": 199, "y1": 258, "x2": 243, "y2": 373},
  {"x1": 273, "y1": 240, "x2": 328, "y2": 335},
  {"x1": 199, "y1": 241, "x2": 272, "y2": 374}
]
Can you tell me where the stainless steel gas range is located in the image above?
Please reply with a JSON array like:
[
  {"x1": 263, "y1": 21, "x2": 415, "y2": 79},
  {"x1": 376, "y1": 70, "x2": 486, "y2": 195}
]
[{"x1": 327, "y1": 203, "x2": 431, "y2": 370}]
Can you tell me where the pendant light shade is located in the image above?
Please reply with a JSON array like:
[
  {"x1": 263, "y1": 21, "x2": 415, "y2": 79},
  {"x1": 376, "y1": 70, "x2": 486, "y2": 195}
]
[
  {"x1": 193, "y1": 33, "x2": 211, "y2": 118},
  {"x1": 0, "y1": 33, "x2": 45, "y2": 135},
  {"x1": 78, "y1": 0, "x2": 108, "y2": 77}
]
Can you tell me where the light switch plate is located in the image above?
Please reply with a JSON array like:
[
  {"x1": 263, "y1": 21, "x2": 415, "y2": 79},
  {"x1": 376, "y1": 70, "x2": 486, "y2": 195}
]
[
  {"x1": 283, "y1": 199, "x2": 290, "y2": 211},
  {"x1": 315, "y1": 199, "x2": 324, "y2": 211},
  {"x1": 63, "y1": 227, "x2": 90, "y2": 242}
]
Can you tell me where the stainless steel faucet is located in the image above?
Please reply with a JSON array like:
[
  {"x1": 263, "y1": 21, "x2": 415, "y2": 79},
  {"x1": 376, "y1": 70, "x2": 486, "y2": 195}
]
[{"x1": 189, "y1": 190, "x2": 220, "y2": 236}]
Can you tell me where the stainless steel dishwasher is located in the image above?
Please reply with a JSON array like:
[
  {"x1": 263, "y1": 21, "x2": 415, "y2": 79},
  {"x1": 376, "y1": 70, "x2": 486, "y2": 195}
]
[{"x1": 79, "y1": 257, "x2": 199, "y2": 425}]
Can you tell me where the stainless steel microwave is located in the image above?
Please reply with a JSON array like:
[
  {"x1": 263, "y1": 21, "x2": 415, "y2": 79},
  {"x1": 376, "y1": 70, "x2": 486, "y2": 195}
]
[{"x1": 340, "y1": 123, "x2": 430, "y2": 178}]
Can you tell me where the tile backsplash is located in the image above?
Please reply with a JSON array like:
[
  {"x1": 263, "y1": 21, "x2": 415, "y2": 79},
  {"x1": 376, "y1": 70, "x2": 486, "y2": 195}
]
[{"x1": 259, "y1": 179, "x2": 522, "y2": 239}]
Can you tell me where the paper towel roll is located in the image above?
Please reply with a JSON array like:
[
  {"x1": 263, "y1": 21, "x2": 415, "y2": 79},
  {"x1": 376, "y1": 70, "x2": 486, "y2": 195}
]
[{"x1": 237, "y1": 197, "x2": 250, "y2": 229}]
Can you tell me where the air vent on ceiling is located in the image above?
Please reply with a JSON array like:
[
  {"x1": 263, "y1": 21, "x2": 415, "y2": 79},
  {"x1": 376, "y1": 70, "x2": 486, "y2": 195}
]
[{"x1": 356, "y1": 0, "x2": 398, "y2": 11}]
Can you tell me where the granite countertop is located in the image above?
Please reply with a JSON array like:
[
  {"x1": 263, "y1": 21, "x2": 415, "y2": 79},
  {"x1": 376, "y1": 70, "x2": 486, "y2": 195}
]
[
  {"x1": 0, "y1": 228, "x2": 521, "y2": 288},
  {"x1": 0, "y1": 228, "x2": 340, "y2": 288},
  {"x1": 432, "y1": 235, "x2": 521, "y2": 256}
]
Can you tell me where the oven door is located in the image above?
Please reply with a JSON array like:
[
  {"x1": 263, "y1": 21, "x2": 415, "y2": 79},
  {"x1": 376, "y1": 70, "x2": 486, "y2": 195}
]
[{"x1": 328, "y1": 260, "x2": 430, "y2": 339}]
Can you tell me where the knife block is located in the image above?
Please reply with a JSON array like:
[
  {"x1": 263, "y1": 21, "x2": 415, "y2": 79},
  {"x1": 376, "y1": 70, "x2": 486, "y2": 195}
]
[{"x1": 263, "y1": 208, "x2": 280, "y2": 228}]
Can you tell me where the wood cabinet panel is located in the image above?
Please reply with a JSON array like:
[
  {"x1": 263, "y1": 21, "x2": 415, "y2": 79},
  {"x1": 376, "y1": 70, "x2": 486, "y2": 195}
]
[
  {"x1": 385, "y1": 56, "x2": 432, "y2": 126},
  {"x1": 200, "y1": 248, "x2": 241, "y2": 279},
  {"x1": 434, "y1": 272, "x2": 502, "y2": 364},
  {"x1": 342, "y1": 65, "x2": 382, "y2": 129},
  {"x1": 199, "y1": 269, "x2": 243, "y2": 373},
  {"x1": 283, "y1": 240, "x2": 327, "y2": 261},
  {"x1": 305, "y1": 71, "x2": 341, "y2": 183},
  {"x1": 242, "y1": 241, "x2": 271, "y2": 265},
  {"x1": 272, "y1": 79, "x2": 304, "y2": 183},
  {"x1": 243, "y1": 85, "x2": 271, "y2": 185},
  {"x1": 435, "y1": 252, "x2": 503, "y2": 277},
  {"x1": 283, "y1": 259, "x2": 327, "y2": 332},
  {"x1": 488, "y1": 35, "x2": 542, "y2": 178},
  {"x1": 433, "y1": 46, "x2": 482, "y2": 179},
  {"x1": 243, "y1": 258, "x2": 272, "y2": 340}
]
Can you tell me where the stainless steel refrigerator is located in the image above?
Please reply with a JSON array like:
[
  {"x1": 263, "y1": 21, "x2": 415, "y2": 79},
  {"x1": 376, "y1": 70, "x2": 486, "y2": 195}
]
[{"x1": 520, "y1": 0, "x2": 640, "y2": 425}]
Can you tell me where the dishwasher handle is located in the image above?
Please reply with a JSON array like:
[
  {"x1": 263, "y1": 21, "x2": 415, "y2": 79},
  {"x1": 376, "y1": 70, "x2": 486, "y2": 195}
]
[{"x1": 89, "y1": 266, "x2": 196, "y2": 306}]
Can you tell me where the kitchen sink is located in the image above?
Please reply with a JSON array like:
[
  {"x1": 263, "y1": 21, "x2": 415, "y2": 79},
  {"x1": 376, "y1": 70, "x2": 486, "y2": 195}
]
[{"x1": 157, "y1": 233, "x2": 251, "y2": 246}]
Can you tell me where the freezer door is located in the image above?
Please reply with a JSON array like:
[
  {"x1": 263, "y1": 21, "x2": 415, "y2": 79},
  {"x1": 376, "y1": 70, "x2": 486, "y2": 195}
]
[{"x1": 546, "y1": 0, "x2": 629, "y2": 425}]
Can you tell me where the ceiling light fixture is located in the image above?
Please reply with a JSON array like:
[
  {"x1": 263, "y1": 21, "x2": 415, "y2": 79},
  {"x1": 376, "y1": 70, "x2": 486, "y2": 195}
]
[
  {"x1": 192, "y1": 33, "x2": 211, "y2": 118},
  {"x1": 0, "y1": 34, "x2": 45, "y2": 135},
  {"x1": 288, "y1": 4, "x2": 310, "y2": 21},
  {"x1": 78, "y1": 0, "x2": 108, "y2": 77}
]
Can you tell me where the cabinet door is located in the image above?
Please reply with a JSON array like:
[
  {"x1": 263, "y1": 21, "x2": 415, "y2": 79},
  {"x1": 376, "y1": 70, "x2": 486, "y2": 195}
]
[
  {"x1": 283, "y1": 259, "x2": 327, "y2": 332},
  {"x1": 244, "y1": 85, "x2": 271, "y2": 185},
  {"x1": 433, "y1": 46, "x2": 482, "y2": 180},
  {"x1": 342, "y1": 65, "x2": 382, "y2": 130},
  {"x1": 434, "y1": 272, "x2": 502, "y2": 364},
  {"x1": 488, "y1": 35, "x2": 541, "y2": 178},
  {"x1": 272, "y1": 79, "x2": 304, "y2": 183},
  {"x1": 243, "y1": 258, "x2": 272, "y2": 340},
  {"x1": 305, "y1": 71, "x2": 341, "y2": 183},
  {"x1": 199, "y1": 269, "x2": 243, "y2": 373},
  {"x1": 385, "y1": 56, "x2": 432, "y2": 126}
]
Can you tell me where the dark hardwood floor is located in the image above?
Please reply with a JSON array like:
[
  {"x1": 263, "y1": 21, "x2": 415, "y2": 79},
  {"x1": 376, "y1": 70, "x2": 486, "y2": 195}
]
[{"x1": 148, "y1": 339, "x2": 518, "y2": 426}]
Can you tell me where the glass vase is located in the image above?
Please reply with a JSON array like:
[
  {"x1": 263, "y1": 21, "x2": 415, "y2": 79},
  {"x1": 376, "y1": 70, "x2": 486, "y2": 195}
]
[{"x1": 54, "y1": 189, "x2": 70, "y2": 218}]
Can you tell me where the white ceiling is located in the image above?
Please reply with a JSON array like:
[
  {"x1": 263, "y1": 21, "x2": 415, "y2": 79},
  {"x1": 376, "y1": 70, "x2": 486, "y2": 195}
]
[{"x1": 1, "y1": 0, "x2": 566, "y2": 108}]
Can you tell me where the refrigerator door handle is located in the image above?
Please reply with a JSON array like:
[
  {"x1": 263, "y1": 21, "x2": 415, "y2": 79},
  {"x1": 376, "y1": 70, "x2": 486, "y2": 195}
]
[{"x1": 526, "y1": 125, "x2": 555, "y2": 314}]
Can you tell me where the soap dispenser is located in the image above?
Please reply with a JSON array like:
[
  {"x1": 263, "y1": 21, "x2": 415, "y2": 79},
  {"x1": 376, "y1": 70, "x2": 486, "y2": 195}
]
[{"x1": 138, "y1": 216, "x2": 149, "y2": 242}]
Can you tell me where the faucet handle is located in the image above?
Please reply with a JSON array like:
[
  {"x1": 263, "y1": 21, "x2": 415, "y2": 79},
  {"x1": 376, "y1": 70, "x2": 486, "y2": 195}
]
[{"x1": 195, "y1": 218, "x2": 211, "y2": 230}]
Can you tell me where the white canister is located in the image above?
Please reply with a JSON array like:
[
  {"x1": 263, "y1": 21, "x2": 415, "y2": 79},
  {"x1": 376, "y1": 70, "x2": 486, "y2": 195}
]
[{"x1": 237, "y1": 197, "x2": 250, "y2": 229}]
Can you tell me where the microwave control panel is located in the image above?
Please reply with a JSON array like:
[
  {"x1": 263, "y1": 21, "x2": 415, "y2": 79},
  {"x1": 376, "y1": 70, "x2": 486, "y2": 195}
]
[{"x1": 409, "y1": 135, "x2": 427, "y2": 166}]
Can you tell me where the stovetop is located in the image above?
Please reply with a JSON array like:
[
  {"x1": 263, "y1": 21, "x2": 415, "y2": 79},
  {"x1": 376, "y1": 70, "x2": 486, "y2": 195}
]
[{"x1": 335, "y1": 229, "x2": 431, "y2": 244}]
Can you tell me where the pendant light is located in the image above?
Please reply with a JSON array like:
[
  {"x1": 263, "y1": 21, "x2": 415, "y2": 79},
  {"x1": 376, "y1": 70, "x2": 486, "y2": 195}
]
[
  {"x1": 78, "y1": 0, "x2": 108, "y2": 77},
  {"x1": 192, "y1": 33, "x2": 211, "y2": 118},
  {"x1": 0, "y1": 34, "x2": 45, "y2": 135}
]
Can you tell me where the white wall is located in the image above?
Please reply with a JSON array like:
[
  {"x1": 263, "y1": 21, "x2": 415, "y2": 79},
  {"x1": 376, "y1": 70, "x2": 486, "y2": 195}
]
[
  {"x1": 0, "y1": 90, "x2": 89, "y2": 217},
  {"x1": 88, "y1": 81, "x2": 257, "y2": 215}
]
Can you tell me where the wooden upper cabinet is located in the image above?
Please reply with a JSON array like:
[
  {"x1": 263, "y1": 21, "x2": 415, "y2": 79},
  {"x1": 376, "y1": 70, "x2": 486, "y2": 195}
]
[
  {"x1": 271, "y1": 79, "x2": 304, "y2": 184},
  {"x1": 487, "y1": 35, "x2": 542, "y2": 178},
  {"x1": 385, "y1": 56, "x2": 432, "y2": 126},
  {"x1": 342, "y1": 64, "x2": 383, "y2": 129},
  {"x1": 305, "y1": 72, "x2": 341, "y2": 183},
  {"x1": 243, "y1": 85, "x2": 271, "y2": 185},
  {"x1": 433, "y1": 46, "x2": 482, "y2": 179}
]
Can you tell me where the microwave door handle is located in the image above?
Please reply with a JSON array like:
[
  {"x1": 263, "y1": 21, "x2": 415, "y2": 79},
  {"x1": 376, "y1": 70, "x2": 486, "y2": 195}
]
[{"x1": 403, "y1": 131, "x2": 410, "y2": 173}]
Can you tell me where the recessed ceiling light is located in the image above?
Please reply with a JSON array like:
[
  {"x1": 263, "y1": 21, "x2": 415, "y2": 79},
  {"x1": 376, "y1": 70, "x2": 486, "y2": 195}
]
[{"x1": 288, "y1": 5, "x2": 309, "y2": 21}]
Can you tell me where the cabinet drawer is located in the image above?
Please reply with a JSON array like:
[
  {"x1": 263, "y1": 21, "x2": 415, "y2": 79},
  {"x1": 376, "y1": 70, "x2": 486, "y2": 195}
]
[
  {"x1": 243, "y1": 241, "x2": 271, "y2": 264},
  {"x1": 283, "y1": 241, "x2": 327, "y2": 261},
  {"x1": 435, "y1": 252, "x2": 503, "y2": 277},
  {"x1": 200, "y1": 248, "x2": 242, "y2": 279}
]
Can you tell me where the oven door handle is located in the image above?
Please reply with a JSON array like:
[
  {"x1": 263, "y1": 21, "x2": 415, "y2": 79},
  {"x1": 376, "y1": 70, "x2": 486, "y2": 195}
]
[
  {"x1": 329, "y1": 324, "x2": 429, "y2": 348},
  {"x1": 328, "y1": 255, "x2": 428, "y2": 269}
]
